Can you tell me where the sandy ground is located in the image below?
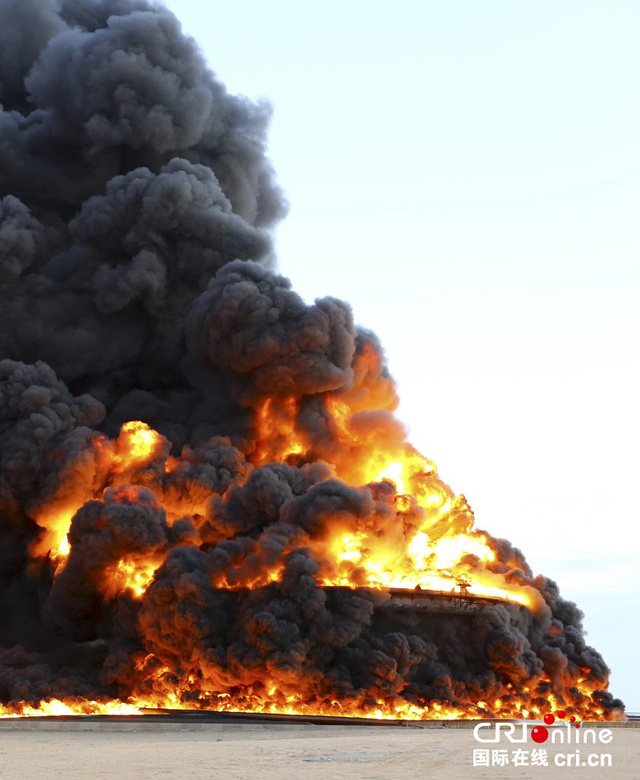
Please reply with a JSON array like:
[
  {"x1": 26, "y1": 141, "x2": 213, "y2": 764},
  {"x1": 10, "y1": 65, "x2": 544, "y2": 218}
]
[{"x1": 0, "y1": 723, "x2": 638, "y2": 779}]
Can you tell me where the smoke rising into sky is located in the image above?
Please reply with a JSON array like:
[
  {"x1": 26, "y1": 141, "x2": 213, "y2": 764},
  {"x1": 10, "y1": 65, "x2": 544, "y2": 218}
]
[{"x1": 0, "y1": 0, "x2": 633, "y2": 717}]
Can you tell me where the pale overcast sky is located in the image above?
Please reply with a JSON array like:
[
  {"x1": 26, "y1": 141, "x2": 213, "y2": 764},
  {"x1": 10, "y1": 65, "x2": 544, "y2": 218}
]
[{"x1": 164, "y1": 0, "x2": 640, "y2": 709}]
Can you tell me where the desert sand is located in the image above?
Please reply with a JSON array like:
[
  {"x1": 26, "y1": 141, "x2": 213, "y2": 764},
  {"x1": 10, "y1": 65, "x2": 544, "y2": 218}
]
[{"x1": 0, "y1": 722, "x2": 638, "y2": 779}]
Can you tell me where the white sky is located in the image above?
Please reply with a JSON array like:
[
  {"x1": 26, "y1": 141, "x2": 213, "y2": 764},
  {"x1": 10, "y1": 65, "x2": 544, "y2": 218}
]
[{"x1": 164, "y1": 0, "x2": 640, "y2": 709}]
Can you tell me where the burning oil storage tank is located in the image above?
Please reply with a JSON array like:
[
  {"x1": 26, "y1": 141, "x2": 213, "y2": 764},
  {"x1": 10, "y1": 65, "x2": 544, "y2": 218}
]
[
  {"x1": 0, "y1": 0, "x2": 624, "y2": 723},
  {"x1": 322, "y1": 584, "x2": 537, "y2": 691}
]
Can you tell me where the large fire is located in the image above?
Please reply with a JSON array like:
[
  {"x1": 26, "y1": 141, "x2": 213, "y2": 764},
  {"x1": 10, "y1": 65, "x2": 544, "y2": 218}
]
[
  {"x1": 0, "y1": 0, "x2": 622, "y2": 725},
  {"x1": 32, "y1": 395, "x2": 540, "y2": 610},
  {"x1": 2, "y1": 387, "x2": 615, "y2": 721}
]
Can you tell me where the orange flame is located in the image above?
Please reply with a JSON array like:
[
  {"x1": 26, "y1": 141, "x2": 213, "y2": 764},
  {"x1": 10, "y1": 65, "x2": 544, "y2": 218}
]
[
  {"x1": 0, "y1": 699, "x2": 142, "y2": 719},
  {"x1": 10, "y1": 383, "x2": 616, "y2": 722},
  {"x1": 101, "y1": 556, "x2": 163, "y2": 599}
]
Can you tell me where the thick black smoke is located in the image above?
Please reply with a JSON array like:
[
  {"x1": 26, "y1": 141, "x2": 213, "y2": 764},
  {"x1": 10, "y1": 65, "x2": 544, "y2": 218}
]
[
  {"x1": 0, "y1": 0, "x2": 283, "y2": 448},
  {"x1": 0, "y1": 0, "x2": 623, "y2": 718}
]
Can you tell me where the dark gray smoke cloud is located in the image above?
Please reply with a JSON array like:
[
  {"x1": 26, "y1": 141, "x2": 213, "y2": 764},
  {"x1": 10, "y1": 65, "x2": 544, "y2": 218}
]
[
  {"x1": 0, "y1": 0, "x2": 623, "y2": 719},
  {"x1": 0, "y1": 0, "x2": 284, "y2": 448},
  {"x1": 187, "y1": 260, "x2": 356, "y2": 404}
]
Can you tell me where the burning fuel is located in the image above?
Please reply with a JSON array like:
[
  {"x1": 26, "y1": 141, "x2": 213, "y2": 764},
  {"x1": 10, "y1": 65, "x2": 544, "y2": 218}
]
[{"x1": 0, "y1": 0, "x2": 624, "y2": 722}]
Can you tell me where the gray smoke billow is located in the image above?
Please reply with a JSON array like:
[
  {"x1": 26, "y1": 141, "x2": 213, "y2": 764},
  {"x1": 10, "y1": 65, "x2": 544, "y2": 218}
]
[{"x1": 0, "y1": 0, "x2": 623, "y2": 718}]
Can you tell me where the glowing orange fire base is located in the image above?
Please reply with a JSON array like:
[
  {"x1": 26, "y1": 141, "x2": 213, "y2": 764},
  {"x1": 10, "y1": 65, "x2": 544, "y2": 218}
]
[
  {"x1": 0, "y1": 697, "x2": 619, "y2": 722},
  {"x1": 0, "y1": 580, "x2": 615, "y2": 726},
  {"x1": 4, "y1": 413, "x2": 615, "y2": 725}
]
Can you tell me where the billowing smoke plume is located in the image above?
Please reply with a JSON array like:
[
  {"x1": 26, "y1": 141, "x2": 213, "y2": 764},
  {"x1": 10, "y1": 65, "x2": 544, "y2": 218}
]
[{"x1": 0, "y1": 0, "x2": 623, "y2": 719}]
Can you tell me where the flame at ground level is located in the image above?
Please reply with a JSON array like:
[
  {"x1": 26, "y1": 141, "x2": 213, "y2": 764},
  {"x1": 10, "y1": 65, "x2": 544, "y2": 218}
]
[
  {"x1": 4, "y1": 401, "x2": 621, "y2": 721},
  {"x1": 0, "y1": 691, "x2": 619, "y2": 722},
  {"x1": 0, "y1": 0, "x2": 623, "y2": 731},
  {"x1": 0, "y1": 699, "x2": 143, "y2": 718},
  {"x1": 0, "y1": 586, "x2": 616, "y2": 724}
]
